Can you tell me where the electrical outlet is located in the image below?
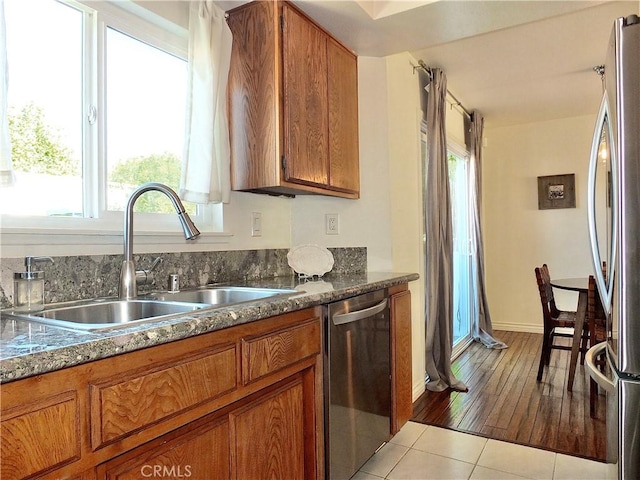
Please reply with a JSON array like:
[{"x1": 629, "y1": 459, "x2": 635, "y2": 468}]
[
  {"x1": 325, "y1": 213, "x2": 340, "y2": 235},
  {"x1": 251, "y1": 212, "x2": 262, "y2": 237}
]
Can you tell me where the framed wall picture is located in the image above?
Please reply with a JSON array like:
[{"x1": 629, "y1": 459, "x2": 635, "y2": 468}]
[{"x1": 537, "y1": 173, "x2": 576, "y2": 210}]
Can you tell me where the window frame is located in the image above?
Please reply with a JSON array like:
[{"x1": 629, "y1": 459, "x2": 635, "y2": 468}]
[{"x1": 1, "y1": 0, "x2": 223, "y2": 253}]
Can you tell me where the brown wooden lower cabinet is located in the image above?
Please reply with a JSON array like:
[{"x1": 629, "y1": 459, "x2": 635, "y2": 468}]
[
  {"x1": 97, "y1": 374, "x2": 314, "y2": 480},
  {"x1": 1, "y1": 308, "x2": 324, "y2": 480}
]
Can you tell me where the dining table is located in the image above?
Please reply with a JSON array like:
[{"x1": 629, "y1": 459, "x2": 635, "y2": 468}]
[{"x1": 550, "y1": 277, "x2": 590, "y2": 391}]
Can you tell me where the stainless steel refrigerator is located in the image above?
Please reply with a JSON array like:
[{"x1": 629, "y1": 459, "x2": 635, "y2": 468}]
[{"x1": 586, "y1": 14, "x2": 640, "y2": 480}]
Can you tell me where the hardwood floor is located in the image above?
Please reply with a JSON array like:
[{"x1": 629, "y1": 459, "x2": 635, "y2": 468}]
[{"x1": 412, "y1": 330, "x2": 607, "y2": 462}]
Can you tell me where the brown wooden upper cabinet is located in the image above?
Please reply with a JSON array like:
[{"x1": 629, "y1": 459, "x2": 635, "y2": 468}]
[{"x1": 227, "y1": 0, "x2": 360, "y2": 198}]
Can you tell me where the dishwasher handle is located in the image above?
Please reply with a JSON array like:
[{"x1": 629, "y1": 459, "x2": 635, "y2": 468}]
[
  {"x1": 586, "y1": 341, "x2": 615, "y2": 393},
  {"x1": 332, "y1": 298, "x2": 388, "y2": 326}
]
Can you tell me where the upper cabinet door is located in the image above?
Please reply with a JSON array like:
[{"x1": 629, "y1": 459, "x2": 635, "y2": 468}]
[
  {"x1": 327, "y1": 38, "x2": 359, "y2": 194},
  {"x1": 227, "y1": 0, "x2": 281, "y2": 191},
  {"x1": 227, "y1": 0, "x2": 359, "y2": 198},
  {"x1": 282, "y1": 4, "x2": 329, "y2": 187}
]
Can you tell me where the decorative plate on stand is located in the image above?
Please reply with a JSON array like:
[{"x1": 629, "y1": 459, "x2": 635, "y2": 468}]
[{"x1": 287, "y1": 245, "x2": 334, "y2": 278}]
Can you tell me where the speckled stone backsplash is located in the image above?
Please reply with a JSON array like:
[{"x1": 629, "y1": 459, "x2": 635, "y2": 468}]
[{"x1": 0, "y1": 248, "x2": 366, "y2": 308}]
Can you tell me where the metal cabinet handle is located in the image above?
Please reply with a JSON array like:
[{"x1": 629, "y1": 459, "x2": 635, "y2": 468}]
[
  {"x1": 332, "y1": 298, "x2": 388, "y2": 326},
  {"x1": 585, "y1": 341, "x2": 615, "y2": 393}
]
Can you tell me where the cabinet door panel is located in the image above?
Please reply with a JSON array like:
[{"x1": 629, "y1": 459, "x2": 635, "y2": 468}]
[
  {"x1": 227, "y1": 0, "x2": 280, "y2": 190},
  {"x1": 282, "y1": 5, "x2": 328, "y2": 187},
  {"x1": 1, "y1": 392, "x2": 80, "y2": 479},
  {"x1": 328, "y1": 39, "x2": 359, "y2": 194},
  {"x1": 101, "y1": 419, "x2": 230, "y2": 480},
  {"x1": 232, "y1": 381, "x2": 304, "y2": 479},
  {"x1": 391, "y1": 289, "x2": 413, "y2": 434}
]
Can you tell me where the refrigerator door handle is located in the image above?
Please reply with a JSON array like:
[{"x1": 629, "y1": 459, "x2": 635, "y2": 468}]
[
  {"x1": 586, "y1": 341, "x2": 615, "y2": 393},
  {"x1": 587, "y1": 92, "x2": 618, "y2": 314}
]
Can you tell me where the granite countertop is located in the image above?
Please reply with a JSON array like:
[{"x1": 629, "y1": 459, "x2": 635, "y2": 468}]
[{"x1": 0, "y1": 272, "x2": 418, "y2": 383}]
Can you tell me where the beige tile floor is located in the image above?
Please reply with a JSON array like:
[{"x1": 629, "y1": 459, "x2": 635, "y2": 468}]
[{"x1": 353, "y1": 422, "x2": 613, "y2": 480}]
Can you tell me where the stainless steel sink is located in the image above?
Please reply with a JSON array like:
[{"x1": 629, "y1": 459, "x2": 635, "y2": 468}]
[
  {"x1": 3, "y1": 287, "x2": 297, "y2": 332},
  {"x1": 144, "y1": 286, "x2": 297, "y2": 306},
  {"x1": 4, "y1": 299, "x2": 208, "y2": 331}
]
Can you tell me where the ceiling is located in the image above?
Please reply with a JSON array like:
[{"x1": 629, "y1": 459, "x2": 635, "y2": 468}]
[{"x1": 217, "y1": 0, "x2": 638, "y2": 127}]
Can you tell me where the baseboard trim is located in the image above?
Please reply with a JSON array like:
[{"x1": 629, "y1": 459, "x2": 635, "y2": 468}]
[
  {"x1": 412, "y1": 381, "x2": 426, "y2": 402},
  {"x1": 492, "y1": 322, "x2": 543, "y2": 334}
]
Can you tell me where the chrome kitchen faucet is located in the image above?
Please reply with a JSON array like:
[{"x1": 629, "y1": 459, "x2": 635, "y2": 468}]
[{"x1": 119, "y1": 183, "x2": 200, "y2": 300}]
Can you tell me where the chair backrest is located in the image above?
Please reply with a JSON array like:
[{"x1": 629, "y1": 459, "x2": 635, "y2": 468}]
[
  {"x1": 588, "y1": 275, "x2": 607, "y2": 344},
  {"x1": 536, "y1": 264, "x2": 562, "y2": 318},
  {"x1": 535, "y1": 265, "x2": 554, "y2": 325}
]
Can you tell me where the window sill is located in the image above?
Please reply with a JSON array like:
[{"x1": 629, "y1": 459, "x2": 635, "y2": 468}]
[{"x1": 0, "y1": 228, "x2": 233, "y2": 258}]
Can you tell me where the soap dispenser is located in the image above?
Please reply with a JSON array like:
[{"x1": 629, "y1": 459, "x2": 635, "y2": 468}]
[{"x1": 13, "y1": 256, "x2": 54, "y2": 313}]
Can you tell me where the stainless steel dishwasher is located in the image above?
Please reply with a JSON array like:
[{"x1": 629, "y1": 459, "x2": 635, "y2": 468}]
[{"x1": 324, "y1": 289, "x2": 391, "y2": 480}]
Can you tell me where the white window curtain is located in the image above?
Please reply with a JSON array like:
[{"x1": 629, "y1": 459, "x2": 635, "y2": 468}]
[
  {"x1": 180, "y1": 0, "x2": 232, "y2": 204},
  {"x1": 0, "y1": 0, "x2": 14, "y2": 187}
]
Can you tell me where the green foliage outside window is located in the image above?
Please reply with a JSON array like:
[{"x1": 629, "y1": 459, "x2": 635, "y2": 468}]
[
  {"x1": 7, "y1": 104, "x2": 193, "y2": 214},
  {"x1": 8, "y1": 103, "x2": 79, "y2": 176},
  {"x1": 111, "y1": 152, "x2": 190, "y2": 214}
]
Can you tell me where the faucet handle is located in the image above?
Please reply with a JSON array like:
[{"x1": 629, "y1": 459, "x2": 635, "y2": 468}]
[
  {"x1": 148, "y1": 256, "x2": 162, "y2": 272},
  {"x1": 136, "y1": 256, "x2": 162, "y2": 286}
]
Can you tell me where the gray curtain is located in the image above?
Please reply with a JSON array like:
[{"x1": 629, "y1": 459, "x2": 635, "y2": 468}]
[
  {"x1": 423, "y1": 69, "x2": 467, "y2": 392},
  {"x1": 469, "y1": 113, "x2": 508, "y2": 349}
]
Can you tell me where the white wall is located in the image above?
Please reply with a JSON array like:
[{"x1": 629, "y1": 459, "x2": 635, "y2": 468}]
[
  {"x1": 384, "y1": 53, "x2": 426, "y2": 401},
  {"x1": 222, "y1": 192, "x2": 292, "y2": 251},
  {"x1": 0, "y1": 190, "x2": 293, "y2": 258},
  {"x1": 483, "y1": 114, "x2": 598, "y2": 332}
]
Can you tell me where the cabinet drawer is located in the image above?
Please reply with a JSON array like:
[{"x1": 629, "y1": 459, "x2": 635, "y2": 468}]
[
  {"x1": 242, "y1": 319, "x2": 321, "y2": 384},
  {"x1": 91, "y1": 345, "x2": 236, "y2": 448},
  {"x1": 1, "y1": 392, "x2": 80, "y2": 479}
]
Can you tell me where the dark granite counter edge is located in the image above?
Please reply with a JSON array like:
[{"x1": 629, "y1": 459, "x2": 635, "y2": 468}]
[{"x1": 0, "y1": 272, "x2": 419, "y2": 383}]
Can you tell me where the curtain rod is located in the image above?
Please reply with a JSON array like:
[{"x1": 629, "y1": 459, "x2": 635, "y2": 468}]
[{"x1": 413, "y1": 59, "x2": 472, "y2": 119}]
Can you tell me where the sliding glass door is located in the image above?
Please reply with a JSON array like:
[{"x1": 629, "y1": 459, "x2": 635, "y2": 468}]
[
  {"x1": 448, "y1": 149, "x2": 473, "y2": 356},
  {"x1": 420, "y1": 124, "x2": 474, "y2": 360}
]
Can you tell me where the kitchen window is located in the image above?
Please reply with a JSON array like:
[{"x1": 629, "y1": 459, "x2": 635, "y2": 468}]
[{"x1": 1, "y1": 0, "x2": 220, "y2": 240}]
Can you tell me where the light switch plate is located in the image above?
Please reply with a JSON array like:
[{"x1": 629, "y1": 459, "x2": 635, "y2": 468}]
[{"x1": 251, "y1": 212, "x2": 262, "y2": 237}]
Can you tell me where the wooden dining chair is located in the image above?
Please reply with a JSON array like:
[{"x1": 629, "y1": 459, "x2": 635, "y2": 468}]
[
  {"x1": 587, "y1": 274, "x2": 608, "y2": 416},
  {"x1": 535, "y1": 264, "x2": 581, "y2": 381}
]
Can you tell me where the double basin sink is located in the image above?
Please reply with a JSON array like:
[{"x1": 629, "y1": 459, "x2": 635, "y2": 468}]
[{"x1": 4, "y1": 286, "x2": 297, "y2": 331}]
